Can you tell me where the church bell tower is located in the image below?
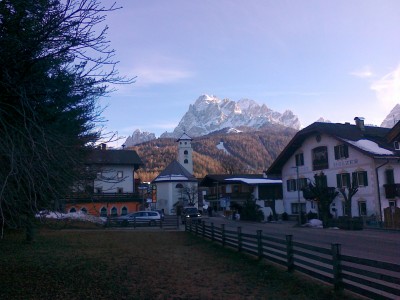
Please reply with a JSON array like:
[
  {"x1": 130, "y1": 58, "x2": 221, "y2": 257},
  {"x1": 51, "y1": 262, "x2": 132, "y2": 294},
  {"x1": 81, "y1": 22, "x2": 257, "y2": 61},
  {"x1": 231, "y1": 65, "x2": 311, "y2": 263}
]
[{"x1": 177, "y1": 132, "x2": 193, "y2": 175}]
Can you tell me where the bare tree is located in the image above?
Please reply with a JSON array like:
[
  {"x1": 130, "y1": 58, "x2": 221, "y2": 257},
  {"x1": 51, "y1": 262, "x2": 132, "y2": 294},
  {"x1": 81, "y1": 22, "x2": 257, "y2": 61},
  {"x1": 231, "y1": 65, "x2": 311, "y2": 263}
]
[{"x1": 0, "y1": 0, "x2": 133, "y2": 240}]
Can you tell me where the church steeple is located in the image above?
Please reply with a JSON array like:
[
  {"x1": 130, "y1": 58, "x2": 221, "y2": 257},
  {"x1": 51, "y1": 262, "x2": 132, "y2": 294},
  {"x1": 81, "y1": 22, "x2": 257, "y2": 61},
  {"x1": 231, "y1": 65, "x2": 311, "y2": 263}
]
[{"x1": 176, "y1": 132, "x2": 193, "y2": 175}]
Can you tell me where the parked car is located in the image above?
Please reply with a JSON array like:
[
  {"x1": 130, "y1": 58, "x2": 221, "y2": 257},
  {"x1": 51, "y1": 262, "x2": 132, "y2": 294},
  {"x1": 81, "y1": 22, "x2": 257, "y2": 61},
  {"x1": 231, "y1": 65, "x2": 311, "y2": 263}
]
[
  {"x1": 181, "y1": 207, "x2": 202, "y2": 224},
  {"x1": 113, "y1": 211, "x2": 161, "y2": 226},
  {"x1": 154, "y1": 209, "x2": 165, "y2": 221}
]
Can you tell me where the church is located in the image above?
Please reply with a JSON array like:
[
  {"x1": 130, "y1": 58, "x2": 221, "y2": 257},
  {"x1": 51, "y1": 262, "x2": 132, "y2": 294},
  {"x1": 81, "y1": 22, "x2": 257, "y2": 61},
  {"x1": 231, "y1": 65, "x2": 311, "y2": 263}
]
[{"x1": 151, "y1": 133, "x2": 198, "y2": 215}]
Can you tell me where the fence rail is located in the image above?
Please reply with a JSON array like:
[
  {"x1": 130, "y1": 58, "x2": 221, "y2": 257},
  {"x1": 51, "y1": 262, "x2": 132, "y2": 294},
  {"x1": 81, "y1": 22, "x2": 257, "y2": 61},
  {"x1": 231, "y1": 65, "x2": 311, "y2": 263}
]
[{"x1": 185, "y1": 221, "x2": 400, "y2": 300}]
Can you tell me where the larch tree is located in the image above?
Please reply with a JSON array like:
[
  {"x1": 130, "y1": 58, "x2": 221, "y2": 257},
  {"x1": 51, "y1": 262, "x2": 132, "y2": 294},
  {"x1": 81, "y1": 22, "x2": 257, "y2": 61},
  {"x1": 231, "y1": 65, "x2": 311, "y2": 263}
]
[{"x1": 0, "y1": 0, "x2": 132, "y2": 240}]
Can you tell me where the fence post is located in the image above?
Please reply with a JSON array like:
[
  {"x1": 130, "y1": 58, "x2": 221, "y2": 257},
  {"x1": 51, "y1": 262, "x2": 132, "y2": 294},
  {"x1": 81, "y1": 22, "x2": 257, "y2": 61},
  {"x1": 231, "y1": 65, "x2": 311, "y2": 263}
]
[
  {"x1": 257, "y1": 230, "x2": 263, "y2": 259},
  {"x1": 133, "y1": 217, "x2": 136, "y2": 229},
  {"x1": 195, "y1": 221, "x2": 199, "y2": 236},
  {"x1": 222, "y1": 224, "x2": 226, "y2": 247},
  {"x1": 189, "y1": 220, "x2": 192, "y2": 233},
  {"x1": 177, "y1": 215, "x2": 180, "y2": 229},
  {"x1": 211, "y1": 222, "x2": 215, "y2": 242},
  {"x1": 286, "y1": 235, "x2": 294, "y2": 272},
  {"x1": 237, "y1": 226, "x2": 242, "y2": 252},
  {"x1": 202, "y1": 221, "x2": 206, "y2": 238},
  {"x1": 332, "y1": 243, "x2": 343, "y2": 292}
]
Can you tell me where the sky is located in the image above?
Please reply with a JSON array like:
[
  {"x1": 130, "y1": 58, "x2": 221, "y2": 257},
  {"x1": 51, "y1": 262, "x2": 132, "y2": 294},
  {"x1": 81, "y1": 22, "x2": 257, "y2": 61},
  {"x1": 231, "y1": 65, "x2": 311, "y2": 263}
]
[{"x1": 97, "y1": 0, "x2": 400, "y2": 146}]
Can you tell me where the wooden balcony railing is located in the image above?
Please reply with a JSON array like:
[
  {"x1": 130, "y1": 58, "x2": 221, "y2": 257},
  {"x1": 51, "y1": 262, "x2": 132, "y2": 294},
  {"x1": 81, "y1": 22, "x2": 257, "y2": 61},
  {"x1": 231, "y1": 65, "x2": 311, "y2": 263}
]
[
  {"x1": 383, "y1": 184, "x2": 400, "y2": 199},
  {"x1": 64, "y1": 192, "x2": 143, "y2": 203},
  {"x1": 204, "y1": 192, "x2": 252, "y2": 201}
]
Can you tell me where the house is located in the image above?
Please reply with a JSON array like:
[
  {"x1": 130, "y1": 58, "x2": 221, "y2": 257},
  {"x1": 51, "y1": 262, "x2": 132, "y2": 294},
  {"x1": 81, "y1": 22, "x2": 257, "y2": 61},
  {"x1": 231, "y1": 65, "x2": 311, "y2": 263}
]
[
  {"x1": 199, "y1": 173, "x2": 283, "y2": 218},
  {"x1": 64, "y1": 144, "x2": 144, "y2": 217},
  {"x1": 151, "y1": 133, "x2": 198, "y2": 215},
  {"x1": 266, "y1": 117, "x2": 400, "y2": 223}
]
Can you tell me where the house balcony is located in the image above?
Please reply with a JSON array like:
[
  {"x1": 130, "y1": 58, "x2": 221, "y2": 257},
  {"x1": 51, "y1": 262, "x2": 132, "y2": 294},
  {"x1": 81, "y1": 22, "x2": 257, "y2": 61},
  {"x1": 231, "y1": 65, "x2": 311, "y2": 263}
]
[
  {"x1": 204, "y1": 192, "x2": 252, "y2": 201},
  {"x1": 64, "y1": 192, "x2": 143, "y2": 204},
  {"x1": 383, "y1": 184, "x2": 400, "y2": 199}
]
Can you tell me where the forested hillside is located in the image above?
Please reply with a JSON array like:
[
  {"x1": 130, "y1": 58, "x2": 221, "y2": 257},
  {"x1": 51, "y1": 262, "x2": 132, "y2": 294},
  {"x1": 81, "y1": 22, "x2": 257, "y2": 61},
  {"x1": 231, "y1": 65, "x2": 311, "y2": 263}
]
[{"x1": 130, "y1": 127, "x2": 297, "y2": 182}]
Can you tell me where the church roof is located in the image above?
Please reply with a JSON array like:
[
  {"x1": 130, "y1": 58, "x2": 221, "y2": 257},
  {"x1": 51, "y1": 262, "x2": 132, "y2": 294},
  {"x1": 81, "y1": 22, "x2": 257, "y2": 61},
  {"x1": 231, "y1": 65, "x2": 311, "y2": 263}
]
[
  {"x1": 176, "y1": 132, "x2": 192, "y2": 142},
  {"x1": 152, "y1": 160, "x2": 197, "y2": 183}
]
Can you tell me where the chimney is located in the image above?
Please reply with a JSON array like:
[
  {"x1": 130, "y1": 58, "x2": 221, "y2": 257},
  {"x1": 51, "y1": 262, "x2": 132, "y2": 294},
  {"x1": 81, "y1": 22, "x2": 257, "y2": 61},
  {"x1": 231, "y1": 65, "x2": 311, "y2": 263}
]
[
  {"x1": 101, "y1": 143, "x2": 107, "y2": 150},
  {"x1": 354, "y1": 117, "x2": 365, "y2": 131}
]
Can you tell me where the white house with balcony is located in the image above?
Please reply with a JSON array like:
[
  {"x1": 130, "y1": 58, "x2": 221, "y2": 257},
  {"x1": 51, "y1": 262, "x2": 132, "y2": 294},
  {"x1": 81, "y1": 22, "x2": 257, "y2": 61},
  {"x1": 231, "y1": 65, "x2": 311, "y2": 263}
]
[{"x1": 266, "y1": 117, "x2": 400, "y2": 222}]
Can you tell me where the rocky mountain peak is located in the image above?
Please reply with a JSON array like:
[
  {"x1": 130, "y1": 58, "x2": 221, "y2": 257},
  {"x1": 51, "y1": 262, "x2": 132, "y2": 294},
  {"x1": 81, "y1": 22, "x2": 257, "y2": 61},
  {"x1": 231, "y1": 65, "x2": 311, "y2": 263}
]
[
  {"x1": 381, "y1": 104, "x2": 400, "y2": 128},
  {"x1": 123, "y1": 129, "x2": 156, "y2": 147},
  {"x1": 161, "y1": 95, "x2": 301, "y2": 138}
]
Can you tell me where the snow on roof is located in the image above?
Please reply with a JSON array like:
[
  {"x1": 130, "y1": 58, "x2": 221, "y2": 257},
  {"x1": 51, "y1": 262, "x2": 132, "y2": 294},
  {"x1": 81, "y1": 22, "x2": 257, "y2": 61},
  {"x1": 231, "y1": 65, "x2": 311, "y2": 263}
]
[
  {"x1": 344, "y1": 139, "x2": 393, "y2": 155},
  {"x1": 225, "y1": 178, "x2": 282, "y2": 185}
]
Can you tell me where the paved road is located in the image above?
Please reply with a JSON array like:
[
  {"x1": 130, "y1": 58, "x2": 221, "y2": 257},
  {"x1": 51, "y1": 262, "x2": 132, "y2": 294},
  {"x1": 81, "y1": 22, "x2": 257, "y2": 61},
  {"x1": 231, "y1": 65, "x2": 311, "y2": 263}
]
[{"x1": 202, "y1": 217, "x2": 400, "y2": 264}]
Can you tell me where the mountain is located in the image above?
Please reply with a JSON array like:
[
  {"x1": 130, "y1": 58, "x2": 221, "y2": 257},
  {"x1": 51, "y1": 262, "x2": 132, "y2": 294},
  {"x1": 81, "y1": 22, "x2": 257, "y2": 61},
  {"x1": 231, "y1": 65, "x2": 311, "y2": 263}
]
[
  {"x1": 160, "y1": 94, "x2": 301, "y2": 138},
  {"x1": 123, "y1": 129, "x2": 156, "y2": 147},
  {"x1": 381, "y1": 104, "x2": 400, "y2": 128}
]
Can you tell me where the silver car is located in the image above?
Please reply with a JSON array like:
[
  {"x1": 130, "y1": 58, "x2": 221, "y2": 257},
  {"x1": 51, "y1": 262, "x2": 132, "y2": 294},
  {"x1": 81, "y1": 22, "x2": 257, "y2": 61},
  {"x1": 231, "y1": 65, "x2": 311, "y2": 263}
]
[{"x1": 115, "y1": 211, "x2": 161, "y2": 226}]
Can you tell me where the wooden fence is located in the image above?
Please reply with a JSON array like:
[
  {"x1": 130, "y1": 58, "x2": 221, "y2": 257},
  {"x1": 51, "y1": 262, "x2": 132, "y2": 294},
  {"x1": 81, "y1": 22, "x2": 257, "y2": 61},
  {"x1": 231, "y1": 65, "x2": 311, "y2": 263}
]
[{"x1": 185, "y1": 221, "x2": 400, "y2": 300}]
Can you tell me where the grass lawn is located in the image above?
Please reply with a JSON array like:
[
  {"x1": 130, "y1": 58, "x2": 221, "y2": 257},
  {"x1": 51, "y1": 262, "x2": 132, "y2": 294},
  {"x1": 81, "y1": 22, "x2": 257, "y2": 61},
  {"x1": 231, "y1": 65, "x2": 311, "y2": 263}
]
[{"x1": 0, "y1": 227, "x2": 359, "y2": 300}]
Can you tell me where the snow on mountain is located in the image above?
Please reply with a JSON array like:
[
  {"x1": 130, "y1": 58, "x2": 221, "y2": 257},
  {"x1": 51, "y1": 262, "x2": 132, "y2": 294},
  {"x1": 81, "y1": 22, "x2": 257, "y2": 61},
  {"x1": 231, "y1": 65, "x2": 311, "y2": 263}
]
[
  {"x1": 381, "y1": 104, "x2": 400, "y2": 128},
  {"x1": 161, "y1": 94, "x2": 301, "y2": 138},
  {"x1": 123, "y1": 129, "x2": 156, "y2": 147},
  {"x1": 316, "y1": 117, "x2": 331, "y2": 123}
]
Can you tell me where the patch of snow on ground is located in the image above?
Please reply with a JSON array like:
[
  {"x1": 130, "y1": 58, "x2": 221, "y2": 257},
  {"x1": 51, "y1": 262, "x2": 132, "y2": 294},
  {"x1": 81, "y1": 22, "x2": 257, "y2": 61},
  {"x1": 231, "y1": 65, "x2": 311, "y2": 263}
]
[
  {"x1": 36, "y1": 211, "x2": 106, "y2": 224},
  {"x1": 216, "y1": 141, "x2": 230, "y2": 155},
  {"x1": 303, "y1": 219, "x2": 323, "y2": 228}
]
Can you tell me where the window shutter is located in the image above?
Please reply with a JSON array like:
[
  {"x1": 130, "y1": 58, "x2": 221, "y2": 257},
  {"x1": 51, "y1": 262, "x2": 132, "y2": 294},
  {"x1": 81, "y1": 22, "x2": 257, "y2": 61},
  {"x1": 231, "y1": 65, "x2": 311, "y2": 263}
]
[
  {"x1": 336, "y1": 174, "x2": 342, "y2": 188},
  {"x1": 352, "y1": 172, "x2": 358, "y2": 187},
  {"x1": 334, "y1": 146, "x2": 339, "y2": 159},
  {"x1": 363, "y1": 171, "x2": 368, "y2": 186},
  {"x1": 286, "y1": 180, "x2": 290, "y2": 192},
  {"x1": 344, "y1": 145, "x2": 349, "y2": 158}
]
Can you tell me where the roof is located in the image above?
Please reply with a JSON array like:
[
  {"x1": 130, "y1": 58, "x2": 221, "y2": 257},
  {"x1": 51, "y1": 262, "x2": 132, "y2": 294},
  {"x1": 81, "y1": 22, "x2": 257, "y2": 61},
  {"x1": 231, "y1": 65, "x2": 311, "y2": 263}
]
[
  {"x1": 152, "y1": 160, "x2": 197, "y2": 183},
  {"x1": 86, "y1": 149, "x2": 143, "y2": 170},
  {"x1": 199, "y1": 174, "x2": 282, "y2": 187},
  {"x1": 266, "y1": 121, "x2": 400, "y2": 175},
  {"x1": 176, "y1": 132, "x2": 192, "y2": 142}
]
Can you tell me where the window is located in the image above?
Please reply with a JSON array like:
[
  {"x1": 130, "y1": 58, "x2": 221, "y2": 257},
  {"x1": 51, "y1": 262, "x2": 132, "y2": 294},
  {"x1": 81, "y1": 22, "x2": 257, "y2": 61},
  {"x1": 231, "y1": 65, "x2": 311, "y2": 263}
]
[
  {"x1": 95, "y1": 187, "x2": 102, "y2": 193},
  {"x1": 312, "y1": 146, "x2": 328, "y2": 170},
  {"x1": 117, "y1": 171, "x2": 123, "y2": 179},
  {"x1": 352, "y1": 171, "x2": 368, "y2": 187},
  {"x1": 121, "y1": 207, "x2": 128, "y2": 215},
  {"x1": 100, "y1": 207, "x2": 107, "y2": 217},
  {"x1": 184, "y1": 150, "x2": 188, "y2": 155},
  {"x1": 358, "y1": 201, "x2": 367, "y2": 216},
  {"x1": 385, "y1": 169, "x2": 395, "y2": 185},
  {"x1": 297, "y1": 178, "x2": 308, "y2": 190},
  {"x1": 176, "y1": 183, "x2": 183, "y2": 188},
  {"x1": 394, "y1": 141, "x2": 400, "y2": 150},
  {"x1": 295, "y1": 153, "x2": 304, "y2": 166},
  {"x1": 336, "y1": 173, "x2": 350, "y2": 188},
  {"x1": 334, "y1": 144, "x2": 349, "y2": 160},
  {"x1": 233, "y1": 185, "x2": 240, "y2": 193},
  {"x1": 69, "y1": 207, "x2": 76, "y2": 213},
  {"x1": 291, "y1": 203, "x2": 306, "y2": 214},
  {"x1": 81, "y1": 207, "x2": 87, "y2": 214},
  {"x1": 117, "y1": 187, "x2": 123, "y2": 194},
  {"x1": 287, "y1": 179, "x2": 297, "y2": 192},
  {"x1": 184, "y1": 159, "x2": 188, "y2": 164},
  {"x1": 110, "y1": 207, "x2": 118, "y2": 217}
]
